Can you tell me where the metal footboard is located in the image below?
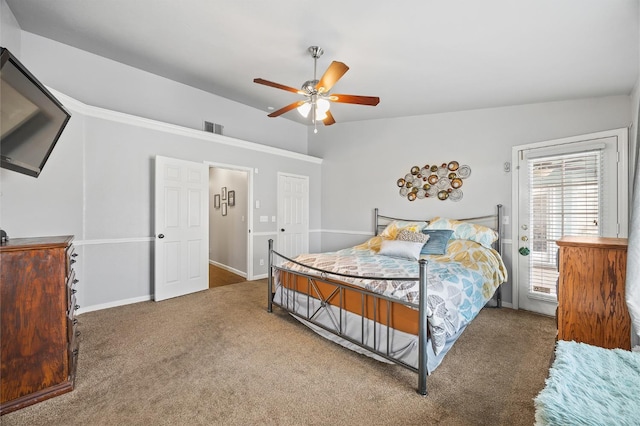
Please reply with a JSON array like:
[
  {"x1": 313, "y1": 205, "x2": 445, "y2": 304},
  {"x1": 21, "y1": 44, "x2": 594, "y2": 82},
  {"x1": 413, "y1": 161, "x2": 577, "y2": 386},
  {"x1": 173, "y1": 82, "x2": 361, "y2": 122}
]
[{"x1": 267, "y1": 239, "x2": 430, "y2": 396}]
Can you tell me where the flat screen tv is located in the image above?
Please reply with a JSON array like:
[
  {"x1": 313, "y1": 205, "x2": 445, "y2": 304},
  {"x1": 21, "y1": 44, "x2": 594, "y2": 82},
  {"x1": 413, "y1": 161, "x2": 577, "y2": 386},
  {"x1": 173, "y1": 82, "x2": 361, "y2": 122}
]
[{"x1": 1, "y1": 47, "x2": 71, "y2": 177}]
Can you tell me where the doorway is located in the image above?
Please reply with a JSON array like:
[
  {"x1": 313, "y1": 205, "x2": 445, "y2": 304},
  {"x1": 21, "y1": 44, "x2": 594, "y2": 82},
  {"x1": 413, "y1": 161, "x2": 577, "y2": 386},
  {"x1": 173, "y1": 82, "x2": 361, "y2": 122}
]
[
  {"x1": 208, "y1": 163, "x2": 254, "y2": 282},
  {"x1": 511, "y1": 128, "x2": 628, "y2": 315}
]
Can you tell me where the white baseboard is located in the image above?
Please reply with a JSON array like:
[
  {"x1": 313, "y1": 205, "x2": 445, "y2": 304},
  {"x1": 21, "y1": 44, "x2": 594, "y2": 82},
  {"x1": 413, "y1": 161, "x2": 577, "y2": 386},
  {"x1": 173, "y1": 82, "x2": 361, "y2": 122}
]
[
  {"x1": 209, "y1": 260, "x2": 247, "y2": 278},
  {"x1": 77, "y1": 295, "x2": 152, "y2": 315}
]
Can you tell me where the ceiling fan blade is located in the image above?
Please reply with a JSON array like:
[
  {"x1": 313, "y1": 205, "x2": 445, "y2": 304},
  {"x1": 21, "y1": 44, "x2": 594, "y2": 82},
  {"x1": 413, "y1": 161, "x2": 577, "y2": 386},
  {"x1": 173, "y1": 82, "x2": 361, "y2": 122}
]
[
  {"x1": 323, "y1": 110, "x2": 336, "y2": 126},
  {"x1": 267, "y1": 100, "x2": 306, "y2": 118},
  {"x1": 254, "y1": 78, "x2": 303, "y2": 94},
  {"x1": 316, "y1": 61, "x2": 349, "y2": 94},
  {"x1": 329, "y1": 94, "x2": 380, "y2": 106}
]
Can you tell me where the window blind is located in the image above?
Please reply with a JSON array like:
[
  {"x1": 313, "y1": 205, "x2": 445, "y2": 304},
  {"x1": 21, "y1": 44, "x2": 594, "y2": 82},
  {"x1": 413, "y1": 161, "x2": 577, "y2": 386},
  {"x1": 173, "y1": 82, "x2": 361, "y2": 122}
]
[{"x1": 527, "y1": 149, "x2": 602, "y2": 295}]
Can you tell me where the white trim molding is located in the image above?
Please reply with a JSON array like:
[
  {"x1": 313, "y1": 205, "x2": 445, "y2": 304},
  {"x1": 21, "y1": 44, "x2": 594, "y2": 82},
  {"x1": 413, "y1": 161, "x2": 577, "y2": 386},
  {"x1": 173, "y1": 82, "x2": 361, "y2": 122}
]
[
  {"x1": 321, "y1": 229, "x2": 374, "y2": 236},
  {"x1": 74, "y1": 237, "x2": 153, "y2": 246},
  {"x1": 209, "y1": 260, "x2": 247, "y2": 278},
  {"x1": 77, "y1": 295, "x2": 152, "y2": 315},
  {"x1": 48, "y1": 87, "x2": 323, "y2": 165}
]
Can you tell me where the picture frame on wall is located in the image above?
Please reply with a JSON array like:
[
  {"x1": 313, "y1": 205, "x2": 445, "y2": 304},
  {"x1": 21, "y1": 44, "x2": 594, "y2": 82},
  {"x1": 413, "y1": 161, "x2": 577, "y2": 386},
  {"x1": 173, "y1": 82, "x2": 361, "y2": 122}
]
[
  {"x1": 214, "y1": 194, "x2": 220, "y2": 209},
  {"x1": 228, "y1": 190, "x2": 235, "y2": 207},
  {"x1": 221, "y1": 187, "x2": 227, "y2": 200},
  {"x1": 222, "y1": 203, "x2": 227, "y2": 216}
]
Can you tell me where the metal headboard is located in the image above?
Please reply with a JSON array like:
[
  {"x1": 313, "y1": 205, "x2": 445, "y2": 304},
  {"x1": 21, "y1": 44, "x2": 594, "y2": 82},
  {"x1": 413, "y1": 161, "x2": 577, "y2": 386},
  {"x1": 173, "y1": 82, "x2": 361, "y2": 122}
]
[{"x1": 374, "y1": 204, "x2": 504, "y2": 306}]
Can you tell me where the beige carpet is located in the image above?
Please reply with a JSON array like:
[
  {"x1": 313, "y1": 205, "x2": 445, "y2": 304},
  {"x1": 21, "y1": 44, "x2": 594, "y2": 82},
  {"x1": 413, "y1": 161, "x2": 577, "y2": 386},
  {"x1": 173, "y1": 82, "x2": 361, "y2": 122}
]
[{"x1": 3, "y1": 280, "x2": 555, "y2": 426}]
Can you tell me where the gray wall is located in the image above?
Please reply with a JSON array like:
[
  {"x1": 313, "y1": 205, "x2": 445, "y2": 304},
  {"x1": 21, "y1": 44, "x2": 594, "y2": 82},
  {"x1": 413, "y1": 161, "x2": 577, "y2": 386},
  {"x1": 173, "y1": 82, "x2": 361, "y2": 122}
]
[
  {"x1": 0, "y1": 4, "x2": 322, "y2": 311},
  {"x1": 0, "y1": 92, "x2": 322, "y2": 311},
  {"x1": 0, "y1": 0, "x2": 20, "y2": 54},
  {"x1": 18, "y1": 31, "x2": 309, "y2": 155},
  {"x1": 309, "y1": 95, "x2": 633, "y2": 306}
]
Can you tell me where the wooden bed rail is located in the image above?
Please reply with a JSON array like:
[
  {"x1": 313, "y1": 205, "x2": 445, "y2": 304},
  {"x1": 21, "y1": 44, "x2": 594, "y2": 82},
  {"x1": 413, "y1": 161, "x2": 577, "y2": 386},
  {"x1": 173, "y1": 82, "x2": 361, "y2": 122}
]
[{"x1": 267, "y1": 239, "x2": 430, "y2": 396}]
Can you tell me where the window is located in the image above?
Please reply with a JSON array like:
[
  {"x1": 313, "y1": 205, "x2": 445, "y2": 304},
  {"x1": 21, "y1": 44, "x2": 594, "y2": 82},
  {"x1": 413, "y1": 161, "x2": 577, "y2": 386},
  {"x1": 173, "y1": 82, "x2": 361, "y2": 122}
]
[{"x1": 527, "y1": 149, "x2": 602, "y2": 295}]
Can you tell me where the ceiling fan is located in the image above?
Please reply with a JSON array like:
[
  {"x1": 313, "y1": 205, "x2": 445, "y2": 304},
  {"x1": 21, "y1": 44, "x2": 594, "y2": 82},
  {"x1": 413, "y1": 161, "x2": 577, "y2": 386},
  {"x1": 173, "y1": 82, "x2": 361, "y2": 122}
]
[{"x1": 254, "y1": 46, "x2": 380, "y2": 132}]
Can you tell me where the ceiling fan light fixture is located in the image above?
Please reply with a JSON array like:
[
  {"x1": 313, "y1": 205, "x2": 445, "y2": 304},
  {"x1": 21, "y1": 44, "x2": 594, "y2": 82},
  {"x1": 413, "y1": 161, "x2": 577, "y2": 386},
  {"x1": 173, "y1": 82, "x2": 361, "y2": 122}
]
[
  {"x1": 297, "y1": 101, "x2": 312, "y2": 118},
  {"x1": 316, "y1": 98, "x2": 330, "y2": 115},
  {"x1": 253, "y1": 45, "x2": 379, "y2": 129}
]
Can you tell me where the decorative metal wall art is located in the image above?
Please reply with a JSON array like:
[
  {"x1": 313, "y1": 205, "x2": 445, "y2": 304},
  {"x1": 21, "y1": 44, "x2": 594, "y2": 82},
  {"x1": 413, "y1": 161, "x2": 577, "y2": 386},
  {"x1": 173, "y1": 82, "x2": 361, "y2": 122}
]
[{"x1": 396, "y1": 161, "x2": 471, "y2": 202}]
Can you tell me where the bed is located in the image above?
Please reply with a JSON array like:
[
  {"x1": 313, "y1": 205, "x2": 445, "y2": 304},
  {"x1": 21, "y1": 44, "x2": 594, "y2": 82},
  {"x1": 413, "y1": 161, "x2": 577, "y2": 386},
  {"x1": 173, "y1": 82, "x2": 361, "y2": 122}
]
[{"x1": 267, "y1": 205, "x2": 507, "y2": 395}]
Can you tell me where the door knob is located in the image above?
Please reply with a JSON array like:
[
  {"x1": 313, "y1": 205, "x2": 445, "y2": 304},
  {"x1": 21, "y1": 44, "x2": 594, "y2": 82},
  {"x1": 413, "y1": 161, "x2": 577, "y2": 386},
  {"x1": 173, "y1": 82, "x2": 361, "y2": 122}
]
[
  {"x1": 281, "y1": 229, "x2": 285, "y2": 232},
  {"x1": 158, "y1": 234, "x2": 165, "y2": 239}
]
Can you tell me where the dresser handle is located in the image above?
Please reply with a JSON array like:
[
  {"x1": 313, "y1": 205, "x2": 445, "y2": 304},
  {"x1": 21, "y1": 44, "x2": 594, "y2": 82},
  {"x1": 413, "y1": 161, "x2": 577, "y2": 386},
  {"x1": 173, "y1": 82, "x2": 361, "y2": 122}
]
[
  {"x1": 75, "y1": 331, "x2": 81, "y2": 337},
  {"x1": 73, "y1": 319, "x2": 78, "y2": 325},
  {"x1": 72, "y1": 253, "x2": 78, "y2": 258},
  {"x1": 70, "y1": 259, "x2": 76, "y2": 265},
  {"x1": 73, "y1": 279, "x2": 79, "y2": 284},
  {"x1": 72, "y1": 349, "x2": 79, "y2": 356},
  {"x1": 72, "y1": 289, "x2": 77, "y2": 295},
  {"x1": 75, "y1": 304, "x2": 80, "y2": 310}
]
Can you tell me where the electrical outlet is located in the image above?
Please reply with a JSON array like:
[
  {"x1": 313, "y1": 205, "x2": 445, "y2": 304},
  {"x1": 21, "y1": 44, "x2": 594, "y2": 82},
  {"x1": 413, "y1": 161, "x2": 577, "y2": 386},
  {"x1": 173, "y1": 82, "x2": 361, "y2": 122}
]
[
  {"x1": 259, "y1": 259, "x2": 264, "y2": 266},
  {"x1": 503, "y1": 215, "x2": 510, "y2": 225}
]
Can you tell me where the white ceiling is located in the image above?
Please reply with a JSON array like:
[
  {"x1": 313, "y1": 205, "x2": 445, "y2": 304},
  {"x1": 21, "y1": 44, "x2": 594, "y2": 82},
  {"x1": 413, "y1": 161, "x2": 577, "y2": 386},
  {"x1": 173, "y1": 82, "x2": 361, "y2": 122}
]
[{"x1": 6, "y1": 0, "x2": 639, "y2": 126}]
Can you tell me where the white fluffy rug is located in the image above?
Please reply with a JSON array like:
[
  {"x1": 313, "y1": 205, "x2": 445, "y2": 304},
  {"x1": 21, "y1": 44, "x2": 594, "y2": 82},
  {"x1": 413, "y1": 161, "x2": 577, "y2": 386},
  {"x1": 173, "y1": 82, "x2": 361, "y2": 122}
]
[{"x1": 534, "y1": 340, "x2": 640, "y2": 425}]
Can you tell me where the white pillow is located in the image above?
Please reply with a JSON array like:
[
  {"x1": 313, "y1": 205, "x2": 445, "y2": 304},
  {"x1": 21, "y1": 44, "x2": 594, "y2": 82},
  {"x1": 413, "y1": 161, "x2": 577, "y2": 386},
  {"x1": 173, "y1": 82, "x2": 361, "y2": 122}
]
[{"x1": 378, "y1": 240, "x2": 424, "y2": 261}]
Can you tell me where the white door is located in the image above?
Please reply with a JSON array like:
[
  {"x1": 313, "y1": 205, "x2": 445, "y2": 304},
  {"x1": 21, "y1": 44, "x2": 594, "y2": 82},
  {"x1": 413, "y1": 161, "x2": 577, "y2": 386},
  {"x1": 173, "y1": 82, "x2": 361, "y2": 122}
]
[
  {"x1": 513, "y1": 129, "x2": 628, "y2": 315},
  {"x1": 154, "y1": 156, "x2": 209, "y2": 301},
  {"x1": 277, "y1": 173, "x2": 309, "y2": 260}
]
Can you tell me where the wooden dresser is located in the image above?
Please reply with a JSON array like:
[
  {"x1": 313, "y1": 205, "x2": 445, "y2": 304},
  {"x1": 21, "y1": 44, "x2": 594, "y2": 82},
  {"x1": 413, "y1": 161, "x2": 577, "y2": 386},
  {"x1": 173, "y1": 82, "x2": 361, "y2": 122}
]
[
  {"x1": 556, "y1": 236, "x2": 631, "y2": 350},
  {"x1": 0, "y1": 236, "x2": 80, "y2": 415}
]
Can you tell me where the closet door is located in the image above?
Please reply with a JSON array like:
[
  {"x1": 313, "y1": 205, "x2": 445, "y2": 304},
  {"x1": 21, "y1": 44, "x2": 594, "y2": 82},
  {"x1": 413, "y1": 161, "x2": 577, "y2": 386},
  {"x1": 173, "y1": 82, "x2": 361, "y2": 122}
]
[{"x1": 277, "y1": 173, "x2": 309, "y2": 262}]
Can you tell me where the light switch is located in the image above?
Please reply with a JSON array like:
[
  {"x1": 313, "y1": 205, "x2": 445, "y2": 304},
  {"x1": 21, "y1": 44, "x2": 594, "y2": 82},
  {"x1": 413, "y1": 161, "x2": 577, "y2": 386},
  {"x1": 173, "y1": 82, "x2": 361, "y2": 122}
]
[
  {"x1": 255, "y1": 200, "x2": 260, "y2": 209},
  {"x1": 271, "y1": 216, "x2": 276, "y2": 222},
  {"x1": 259, "y1": 216, "x2": 268, "y2": 223}
]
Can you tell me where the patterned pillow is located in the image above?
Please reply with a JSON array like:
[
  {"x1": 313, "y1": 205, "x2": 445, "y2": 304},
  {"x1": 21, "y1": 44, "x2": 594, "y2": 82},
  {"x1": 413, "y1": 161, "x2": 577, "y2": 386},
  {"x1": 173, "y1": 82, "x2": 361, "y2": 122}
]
[
  {"x1": 420, "y1": 229, "x2": 454, "y2": 255},
  {"x1": 378, "y1": 240, "x2": 424, "y2": 261},
  {"x1": 426, "y1": 217, "x2": 498, "y2": 249},
  {"x1": 396, "y1": 229, "x2": 430, "y2": 244},
  {"x1": 379, "y1": 220, "x2": 428, "y2": 240}
]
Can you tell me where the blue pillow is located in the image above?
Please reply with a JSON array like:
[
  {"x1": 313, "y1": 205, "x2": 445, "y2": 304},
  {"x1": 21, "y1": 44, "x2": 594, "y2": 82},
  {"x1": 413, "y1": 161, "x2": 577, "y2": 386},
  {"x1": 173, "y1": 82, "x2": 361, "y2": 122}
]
[{"x1": 420, "y1": 229, "x2": 454, "y2": 255}]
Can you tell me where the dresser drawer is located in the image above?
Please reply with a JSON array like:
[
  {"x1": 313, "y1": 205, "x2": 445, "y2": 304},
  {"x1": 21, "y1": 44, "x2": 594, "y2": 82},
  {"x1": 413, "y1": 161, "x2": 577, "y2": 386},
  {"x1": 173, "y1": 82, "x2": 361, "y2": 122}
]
[
  {"x1": 68, "y1": 334, "x2": 80, "y2": 385},
  {"x1": 65, "y1": 245, "x2": 78, "y2": 277},
  {"x1": 67, "y1": 316, "x2": 79, "y2": 342},
  {"x1": 67, "y1": 294, "x2": 79, "y2": 320},
  {"x1": 66, "y1": 269, "x2": 78, "y2": 307}
]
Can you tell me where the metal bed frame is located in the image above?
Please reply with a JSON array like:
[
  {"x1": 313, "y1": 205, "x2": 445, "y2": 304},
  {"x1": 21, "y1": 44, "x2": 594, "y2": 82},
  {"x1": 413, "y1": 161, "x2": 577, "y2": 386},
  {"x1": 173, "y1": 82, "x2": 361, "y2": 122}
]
[{"x1": 267, "y1": 204, "x2": 503, "y2": 396}]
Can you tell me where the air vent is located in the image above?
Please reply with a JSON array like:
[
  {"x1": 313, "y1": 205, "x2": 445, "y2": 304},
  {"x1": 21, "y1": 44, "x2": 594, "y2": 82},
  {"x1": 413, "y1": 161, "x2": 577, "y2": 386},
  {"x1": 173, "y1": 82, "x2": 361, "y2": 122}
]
[{"x1": 203, "y1": 121, "x2": 224, "y2": 135}]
